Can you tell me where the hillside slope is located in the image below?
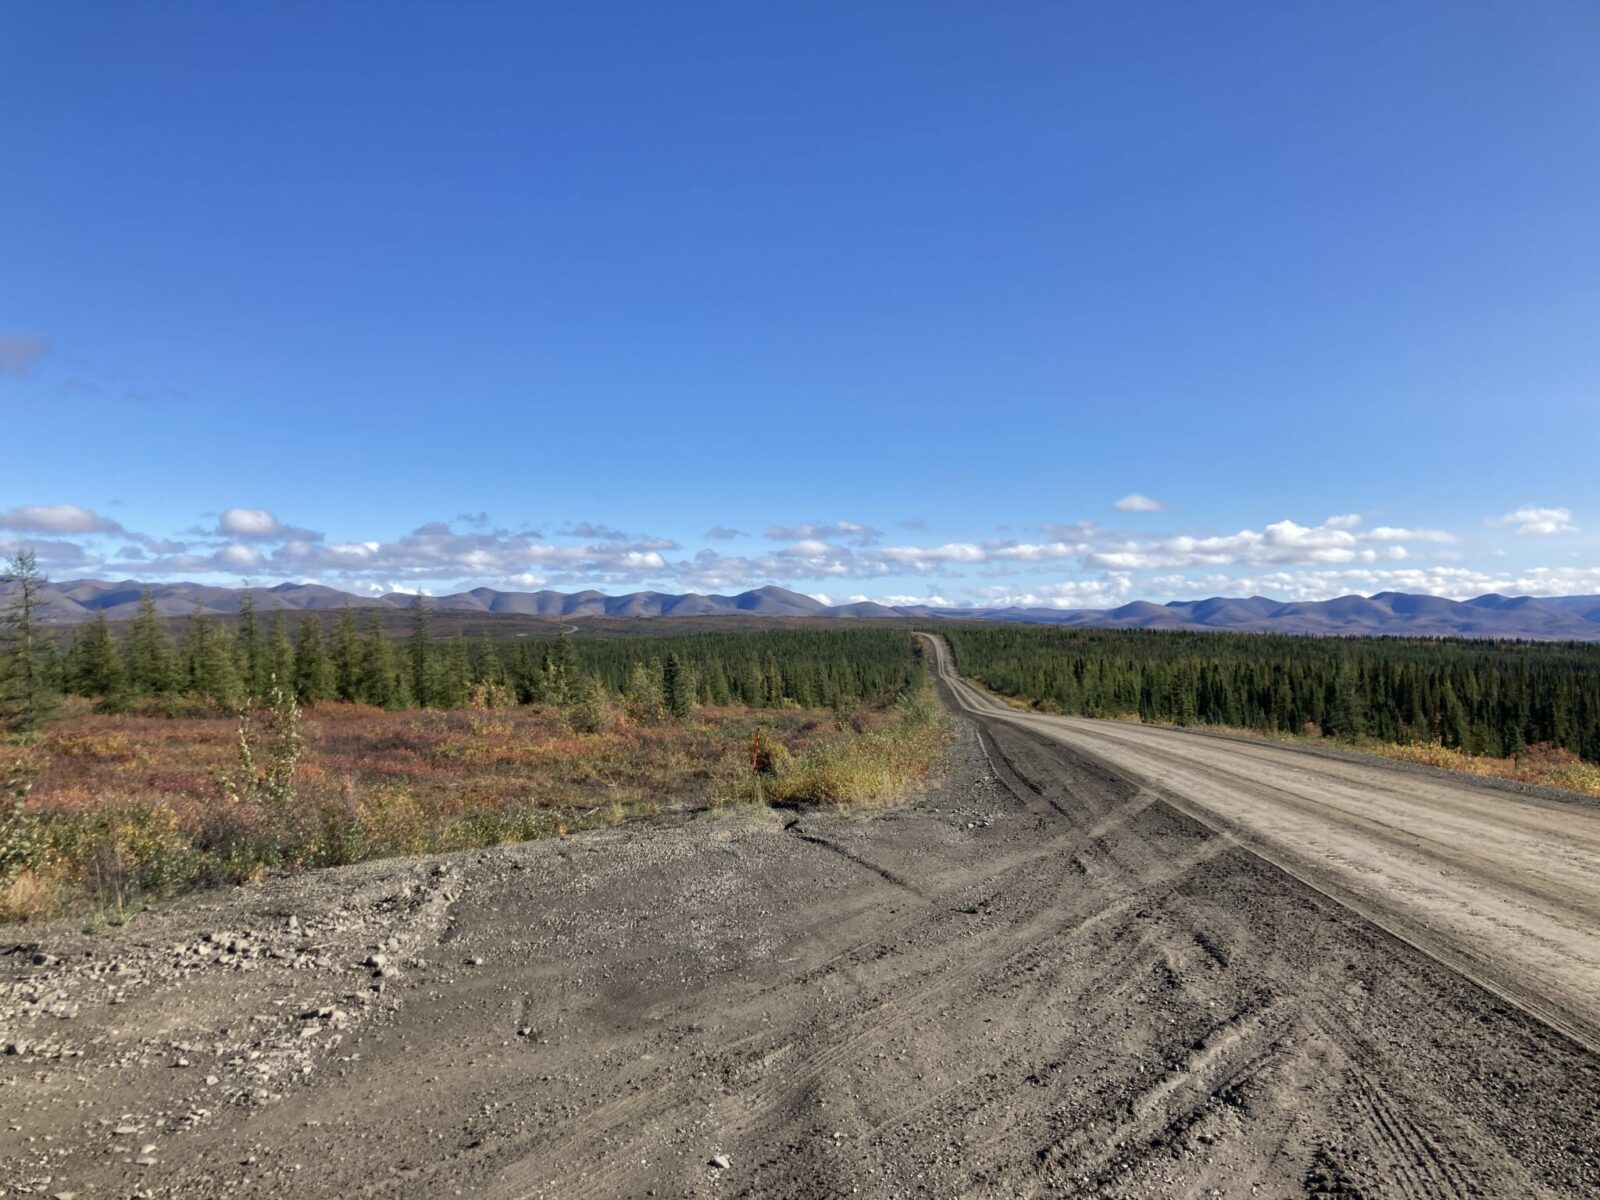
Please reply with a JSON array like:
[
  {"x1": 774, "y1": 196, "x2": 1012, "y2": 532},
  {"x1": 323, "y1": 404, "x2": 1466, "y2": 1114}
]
[{"x1": 12, "y1": 579, "x2": 1600, "y2": 639}]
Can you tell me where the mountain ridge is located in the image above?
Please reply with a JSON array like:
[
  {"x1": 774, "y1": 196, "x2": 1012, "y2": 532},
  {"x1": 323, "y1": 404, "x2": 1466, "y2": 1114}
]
[{"x1": 10, "y1": 578, "x2": 1600, "y2": 640}]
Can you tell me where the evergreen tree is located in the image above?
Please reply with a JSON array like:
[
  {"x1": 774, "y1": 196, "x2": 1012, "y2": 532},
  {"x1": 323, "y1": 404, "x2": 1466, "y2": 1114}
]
[
  {"x1": 126, "y1": 590, "x2": 174, "y2": 695},
  {"x1": 409, "y1": 594, "x2": 434, "y2": 707},
  {"x1": 705, "y1": 659, "x2": 732, "y2": 706},
  {"x1": 624, "y1": 660, "x2": 665, "y2": 724},
  {"x1": 569, "y1": 674, "x2": 613, "y2": 733},
  {"x1": 332, "y1": 604, "x2": 360, "y2": 702},
  {"x1": 541, "y1": 634, "x2": 579, "y2": 706},
  {"x1": 1323, "y1": 666, "x2": 1364, "y2": 740},
  {"x1": 1439, "y1": 681, "x2": 1469, "y2": 751},
  {"x1": 37, "y1": 633, "x2": 65, "y2": 700},
  {"x1": 179, "y1": 602, "x2": 208, "y2": 693},
  {"x1": 265, "y1": 604, "x2": 295, "y2": 694},
  {"x1": 236, "y1": 588, "x2": 263, "y2": 698},
  {"x1": 472, "y1": 632, "x2": 502, "y2": 685},
  {"x1": 195, "y1": 618, "x2": 243, "y2": 709},
  {"x1": 357, "y1": 609, "x2": 403, "y2": 707},
  {"x1": 0, "y1": 549, "x2": 58, "y2": 729},
  {"x1": 762, "y1": 652, "x2": 784, "y2": 707},
  {"x1": 69, "y1": 612, "x2": 125, "y2": 701},
  {"x1": 293, "y1": 616, "x2": 335, "y2": 702},
  {"x1": 436, "y1": 636, "x2": 472, "y2": 709},
  {"x1": 663, "y1": 652, "x2": 693, "y2": 719}
]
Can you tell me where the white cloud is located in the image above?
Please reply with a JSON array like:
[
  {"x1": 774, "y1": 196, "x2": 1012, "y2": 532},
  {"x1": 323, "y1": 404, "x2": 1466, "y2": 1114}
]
[
  {"x1": 561, "y1": 521, "x2": 628, "y2": 541},
  {"x1": 37, "y1": 500, "x2": 1591, "y2": 612},
  {"x1": 175, "y1": 522, "x2": 689, "y2": 589},
  {"x1": 975, "y1": 575, "x2": 1138, "y2": 610},
  {"x1": 778, "y1": 538, "x2": 845, "y2": 558},
  {"x1": 218, "y1": 507, "x2": 283, "y2": 538},
  {"x1": 1113, "y1": 493, "x2": 1166, "y2": 513},
  {"x1": 0, "y1": 503, "x2": 123, "y2": 535},
  {"x1": 765, "y1": 520, "x2": 881, "y2": 544},
  {"x1": 210, "y1": 507, "x2": 324, "y2": 544},
  {"x1": 1367, "y1": 526, "x2": 1455, "y2": 542},
  {"x1": 1138, "y1": 565, "x2": 1600, "y2": 603},
  {"x1": 0, "y1": 536, "x2": 93, "y2": 566},
  {"x1": 986, "y1": 540, "x2": 1091, "y2": 563},
  {"x1": 1489, "y1": 506, "x2": 1578, "y2": 536},
  {"x1": 101, "y1": 507, "x2": 1473, "y2": 596},
  {"x1": 876, "y1": 542, "x2": 988, "y2": 565},
  {"x1": 875, "y1": 593, "x2": 952, "y2": 608},
  {"x1": 1084, "y1": 516, "x2": 1456, "y2": 571},
  {"x1": 214, "y1": 543, "x2": 264, "y2": 569}
]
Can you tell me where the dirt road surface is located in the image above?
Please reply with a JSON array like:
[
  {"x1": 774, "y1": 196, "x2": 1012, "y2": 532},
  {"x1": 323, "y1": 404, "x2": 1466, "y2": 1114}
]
[
  {"x1": 3, "y1": 645, "x2": 1597, "y2": 1198},
  {"x1": 926, "y1": 634, "x2": 1600, "y2": 1057}
]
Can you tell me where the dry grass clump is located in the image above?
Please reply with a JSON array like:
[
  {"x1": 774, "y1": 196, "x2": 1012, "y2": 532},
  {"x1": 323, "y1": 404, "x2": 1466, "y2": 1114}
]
[
  {"x1": 975, "y1": 676, "x2": 1600, "y2": 800},
  {"x1": 1359, "y1": 740, "x2": 1600, "y2": 797},
  {"x1": 755, "y1": 686, "x2": 952, "y2": 808},
  {"x1": 0, "y1": 689, "x2": 949, "y2": 921},
  {"x1": 1144, "y1": 718, "x2": 1600, "y2": 799}
]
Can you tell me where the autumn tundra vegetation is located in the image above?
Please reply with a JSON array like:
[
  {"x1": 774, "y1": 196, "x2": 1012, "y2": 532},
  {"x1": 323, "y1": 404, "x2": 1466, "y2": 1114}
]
[
  {"x1": 0, "y1": 551, "x2": 948, "y2": 921},
  {"x1": 10, "y1": 539, "x2": 1600, "y2": 923}
]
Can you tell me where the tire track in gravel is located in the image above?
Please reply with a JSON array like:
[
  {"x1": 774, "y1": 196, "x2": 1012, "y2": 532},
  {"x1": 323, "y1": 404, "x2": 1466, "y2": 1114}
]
[
  {"x1": 6, "y1": 652, "x2": 1599, "y2": 1198},
  {"x1": 926, "y1": 632, "x2": 1600, "y2": 1055}
]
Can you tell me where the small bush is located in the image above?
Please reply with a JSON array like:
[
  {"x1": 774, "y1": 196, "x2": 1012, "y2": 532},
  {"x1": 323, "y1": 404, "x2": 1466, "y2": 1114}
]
[
  {"x1": 570, "y1": 679, "x2": 617, "y2": 734},
  {"x1": 45, "y1": 731, "x2": 147, "y2": 763},
  {"x1": 220, "y1": 681, "x2": 303, "y2": 807},
  {"x1": 761, "y1": 681, "x2": 951, "y2": 808},
  {"x1": 4, "y1": 674, "x2": 954, "y2": 920},
  {"x1": 354, "y1": 783, "x2": 429, "y2": 858},
  {"x1": 46, "y1": 798, "x2": 198, "y2": 916},
  {"x1": 1, "y1": 756, "x2": 45, "y2": 891}
]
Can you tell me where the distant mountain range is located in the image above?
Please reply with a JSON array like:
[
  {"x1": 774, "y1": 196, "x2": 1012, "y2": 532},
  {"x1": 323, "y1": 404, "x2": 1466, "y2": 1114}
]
[{"x1": 9, "y1": 578, "x2": 1600, "y2": 640}]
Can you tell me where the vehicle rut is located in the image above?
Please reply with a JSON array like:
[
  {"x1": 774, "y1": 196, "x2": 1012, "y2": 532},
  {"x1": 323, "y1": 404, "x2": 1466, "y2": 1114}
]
[{"x1": 4, "y1": 646, "x2": 1598, "y2": 1197}]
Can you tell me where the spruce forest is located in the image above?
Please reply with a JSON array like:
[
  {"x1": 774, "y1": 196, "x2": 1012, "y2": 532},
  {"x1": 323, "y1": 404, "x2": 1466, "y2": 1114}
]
[
  {"x1": 942, "y1": 625, "x2": 1600, "y2": 764},
  {"x1": 0, "y1": 563, "x2": 948, "y2": 919},
  {"x1": 20, "y1": 589, "x2": 920, "y2": 720}
]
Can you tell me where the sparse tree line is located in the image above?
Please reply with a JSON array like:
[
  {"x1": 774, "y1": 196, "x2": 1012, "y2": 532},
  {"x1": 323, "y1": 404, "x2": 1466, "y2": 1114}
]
[
  {"x1": 942, "y1": 624, "x2": 1600, "y2": 763},
  {"x1": 1, "y1": 554, "x2": 918, "y2": 727}
]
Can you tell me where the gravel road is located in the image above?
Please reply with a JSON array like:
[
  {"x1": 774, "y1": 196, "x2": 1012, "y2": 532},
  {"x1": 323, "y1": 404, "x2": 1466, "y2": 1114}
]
[
  {"x1": 928, "y1": 633, "x2": 1600, "y2": 1055},
  {"x1": 3, "y1": 652, "x2": 1597, "y2": 1198}
]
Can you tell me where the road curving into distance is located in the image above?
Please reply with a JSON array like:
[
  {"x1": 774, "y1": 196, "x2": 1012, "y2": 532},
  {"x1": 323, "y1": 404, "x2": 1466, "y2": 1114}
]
[
  {"x1": 925, "y1": 631, "x2": 1600, "y2": 1053},
  {"x1": 6, "y1": 640, "x2": 1599, "y2": 1198}
]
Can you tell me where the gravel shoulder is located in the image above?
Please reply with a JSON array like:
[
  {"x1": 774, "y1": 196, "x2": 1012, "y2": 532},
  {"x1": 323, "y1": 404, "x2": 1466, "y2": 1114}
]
[{"x1": 4, "y1": 672, "x2": 1598, "y2": 1197}]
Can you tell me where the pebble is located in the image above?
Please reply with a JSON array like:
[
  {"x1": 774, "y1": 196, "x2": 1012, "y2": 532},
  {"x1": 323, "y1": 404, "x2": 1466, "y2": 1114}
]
[{"x1": 710, "y1": 1154, "x2": 731, "y2": 1170}]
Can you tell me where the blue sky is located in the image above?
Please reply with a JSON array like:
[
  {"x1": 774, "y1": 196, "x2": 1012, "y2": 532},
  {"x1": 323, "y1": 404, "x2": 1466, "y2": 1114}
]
[{"x1": 3, "y1": 2, "x2": 1597, "y2": 607}]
